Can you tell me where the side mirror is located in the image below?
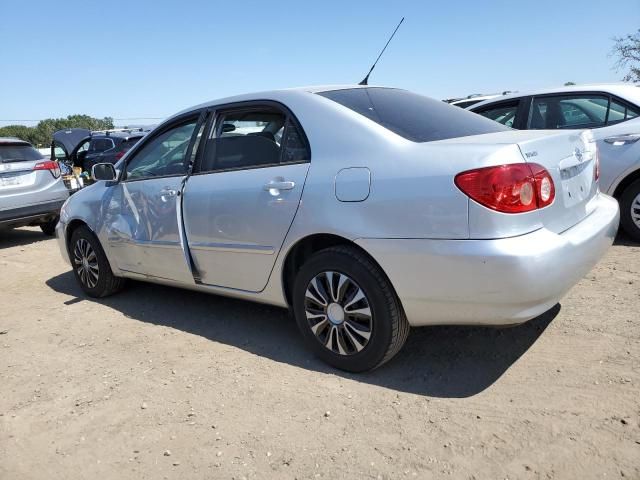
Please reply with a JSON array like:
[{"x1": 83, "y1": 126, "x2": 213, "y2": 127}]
[{"x1": 91, "y1": 163, "x2": 117, "y2": 181}]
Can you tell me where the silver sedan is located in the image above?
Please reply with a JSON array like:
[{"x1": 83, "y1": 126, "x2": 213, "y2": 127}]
[{"x1": 56, "y1": 86, "x2": 619, "y2": 372}]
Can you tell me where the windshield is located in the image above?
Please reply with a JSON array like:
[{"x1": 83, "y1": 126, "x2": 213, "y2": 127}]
[
  {"x1": 318, "y1": 88, "x2": 509, "y2": 142},
  {"x1": 0, "y1": 144, "x2": 44, "y2": 163}
]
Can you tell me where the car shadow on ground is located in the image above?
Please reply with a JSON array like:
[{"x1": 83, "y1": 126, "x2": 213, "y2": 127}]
[
  {"x1": 0, "y1": 227, "x2": 51, "y2": 249},
  {"x1": 46, "y1": 271, "x2": 558, "y2": 398},
  {"x1": 614, "y1": 230, "x2": 639, "y2": 247}
]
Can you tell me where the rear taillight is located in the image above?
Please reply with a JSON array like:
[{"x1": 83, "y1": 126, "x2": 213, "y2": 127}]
[
  {"x1": 33, "y1": 160, "x2": 61, "y2": 179},
  {"x1": 455, "y1": 163, "x2": 555, "y2": 213},
  {"x1": 114, "y1": 151, "x2": 125, "y2": 161}
]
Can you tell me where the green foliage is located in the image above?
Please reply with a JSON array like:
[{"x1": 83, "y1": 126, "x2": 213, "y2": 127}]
[
  {"x1": 564, "y1": 82, "x2": 576, "y2": 86},
  {"x1": 0, "y1": 115, "x2": 114, "y2": 148},
  {"x1": 612, "y1": 29, "x2": 640, "y2": 82}
]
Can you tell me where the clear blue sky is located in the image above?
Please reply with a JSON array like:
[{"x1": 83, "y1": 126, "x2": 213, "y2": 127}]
[{"x1": 1, "y1": 0, "x2": 638, "y2": 126}]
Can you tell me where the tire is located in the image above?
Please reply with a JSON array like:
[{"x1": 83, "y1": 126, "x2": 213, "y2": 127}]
[
  {"x1": 69, "y1": 225, "x2": 126, "y2": 297},
  {"x1": 619, "y1": 179, "x2": 640, "y2": 243},
  {"x1": 40, "y1": 217, "x2": 58, "y2": 236},
  {"x1": 292, "y1": 245, "x2": 410, "y2": 372}
]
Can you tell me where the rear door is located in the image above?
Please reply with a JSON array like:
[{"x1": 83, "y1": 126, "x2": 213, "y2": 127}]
[{"x1": 182, "y1": 104, "x2": 310, "y2": 292}]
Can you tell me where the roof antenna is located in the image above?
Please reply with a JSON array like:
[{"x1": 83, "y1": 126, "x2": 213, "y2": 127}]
[{"x1": 359, "y1": 17, "x2": 405, "y2": 86}]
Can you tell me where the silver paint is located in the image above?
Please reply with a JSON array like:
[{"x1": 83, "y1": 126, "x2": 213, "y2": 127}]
[{"x1": 55, "y1": 86, "x2": 620, "y2": 327}]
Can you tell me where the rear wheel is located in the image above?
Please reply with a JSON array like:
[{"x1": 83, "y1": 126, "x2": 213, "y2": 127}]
[
  {"x1": 292, "y1": 246, "x2": 409, "y2": 372},
  {"x1": 619, "y1": 179, "x2": 640, "y2": 243},
  {"x1": 40, "y1": 217, "x2": 58, "y2": 236},
  {"x1": 69, "y1": 226, "x2": 126, "y2": 297}
]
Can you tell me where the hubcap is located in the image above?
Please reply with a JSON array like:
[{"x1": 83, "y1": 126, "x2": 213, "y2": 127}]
[
  {"x1": 73, "y1": 238, "x2": 99, "y2": 288},
  {"x1": 632, "y1": 193, "x2": 640, "y2": 230},
  {"x1": 327, "y1": 303, "x2": 345, "y2": 325},
  {"x1": 304, "y1": 271, "x2": 373, "y2": 356}
]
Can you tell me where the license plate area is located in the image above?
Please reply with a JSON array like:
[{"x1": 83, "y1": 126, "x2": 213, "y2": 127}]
[{"x1": 0, "y1": 172, "x2": 24, "y2": 187}]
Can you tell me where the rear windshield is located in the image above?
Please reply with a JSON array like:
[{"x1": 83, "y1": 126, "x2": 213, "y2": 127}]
[
  {"x1": 0, "y1": 144, "x2": 44, "y2": 163},
  {"x1": 318, "y1": 88, "x2": 509, "y2": 142}
]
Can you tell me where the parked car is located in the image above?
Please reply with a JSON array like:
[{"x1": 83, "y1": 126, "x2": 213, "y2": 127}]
[
  {"x1": 468, "y1": 83, "x2": 640, "y2": 241},
  {"x1": 0, "y1": 138, "x2": 68, "y2": 235},
  {"x1": 56, "y1": 86, "x2": 618, "y2": 372},
  {"x1": 52, "y1": 128, "x2": 146, "y2": 173},
  {"x1": 445, "y1": 92, "x2": 512, "y2": 109}
]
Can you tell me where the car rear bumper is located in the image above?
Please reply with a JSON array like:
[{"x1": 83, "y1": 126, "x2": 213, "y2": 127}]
[
  {"x1": 355, "y1": 193, "x2": 620, "y2": 327},
  {"x1": 0, "y1": 199, "x2": 66, "y2": 228}
]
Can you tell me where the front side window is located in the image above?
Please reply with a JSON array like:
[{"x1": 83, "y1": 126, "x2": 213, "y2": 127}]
[
  {"x1": 125, "y1": 120, "x2": 197, "y2": 180},
  {"x1": 199, "y1": 109, "x2": 306, "y2": 172},
  {"x1": 318, "y1": 88, "x2": 509, "y2": 142},
  {"x1": 475, "y1": 102, "x2": 519, "y2": 127}
]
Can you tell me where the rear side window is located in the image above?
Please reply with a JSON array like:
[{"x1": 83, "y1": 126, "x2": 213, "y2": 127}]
[
  {"x1": 89, "y1": 138, "x2": 114, "y2": 152},
  {"x1": 529, "y1": 94, "x2": 610, "y2": 129},
  {"x1": 608, "y1": 99, "x2": 640, "y2": 123},
  {"x1": 317, "y1": 88, "x2": 509, "y2": 142},
  {"x1": 475, "y1": 102, "x2": 519, "y2": 127},
  {"x1": 198, "y1": 108, "x2": 309, "y2": 173},
  {"x1": 281, "y1": 119, "x2": 309, "y2": 162},
  {"x1": 201, "y1": 110, "x2": 285, "y2": 172},
  {"x1": 0, "y1": 143, "x2": 43, "y2": 163},
  {"x1": 118, "y1": 137, "x2": 143, "y2": 151}
]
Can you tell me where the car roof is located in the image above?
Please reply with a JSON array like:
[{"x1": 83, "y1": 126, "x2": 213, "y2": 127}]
[
  {"x1": 470, "y1": 83, "x2": 640, "y2": 110},
  {"x1": 0, "y1": 137, "x2": 31, "y2": 145},
  {"x1": 451, "y1": 94, "x2": 500, "y2": 104},
  {"x1": 172, "y1": 85, "x2": 391, "y2": 118},
  {"x1": 91, "y1": 131, "x2": 147, "y2": 140}
]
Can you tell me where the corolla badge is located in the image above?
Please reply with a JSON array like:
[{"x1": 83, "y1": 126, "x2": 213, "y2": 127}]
[{"x1": 574, "y1": 147, "x2": 584, "y2": 162}]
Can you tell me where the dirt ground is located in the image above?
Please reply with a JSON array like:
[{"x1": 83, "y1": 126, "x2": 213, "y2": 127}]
[{"x1": 0, "y1": 227, "x2": 638, "y2": 480}]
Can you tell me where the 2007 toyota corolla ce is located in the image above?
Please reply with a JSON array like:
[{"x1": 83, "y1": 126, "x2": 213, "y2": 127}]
[{"x1": 55, "y1": 86, "x2": 620, "y2": 372}]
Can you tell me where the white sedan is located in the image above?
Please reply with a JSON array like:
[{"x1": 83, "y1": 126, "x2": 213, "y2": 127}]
[{"x1": 469, "y1": 83, "x2": 640, "y2": 241}]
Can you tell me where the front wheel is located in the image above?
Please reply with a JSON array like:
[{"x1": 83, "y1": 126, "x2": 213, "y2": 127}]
[
  {"x1": 69, "y1": 226, "x2": 126, "y2": 297},
  {"x1": 292, "y1": 246, "x2": 410, "y2": 372},
  {"x1": 619, "y1": 179, "x2": 640, "y2": 243}
]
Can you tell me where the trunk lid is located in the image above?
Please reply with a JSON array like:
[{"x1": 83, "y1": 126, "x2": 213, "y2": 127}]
[
  {"x1": 514, "y1": 130, "x2": 598, "y2": 234},
  {"x1": 436, "y1": 129, "x2": 599, "y2": 236}
]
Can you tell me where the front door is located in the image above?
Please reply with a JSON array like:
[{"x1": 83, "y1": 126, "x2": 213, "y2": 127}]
[
  {"x1": 105, "y1": 116, "x2": 201, "y2": 283},
  {"x1": 182, "y1": 106, "x2": 310, "y2": 291}
]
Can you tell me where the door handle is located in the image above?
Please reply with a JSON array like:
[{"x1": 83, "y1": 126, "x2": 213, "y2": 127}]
[
  {"x1": 160, "y1": 188, "x2": 178, "y2": 196},
  {"x1": 604, "y1": 134, "x2": 640, "y2": 146},
  {"x1": 263, "y1": 180, "x2": 295, "y2": 192},
  {"x1": 159, "y1": 188, "x2": 179, "y2": 202}
]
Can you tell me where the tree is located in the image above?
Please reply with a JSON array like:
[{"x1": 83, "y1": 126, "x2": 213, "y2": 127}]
[
  {"x1": 0, "y1": 115, "x2": 114, "y2": 148},
  {"x1": 0, "y1": 125, "x2": 40, "y2": 145},
  {"x1": 564, "y1": 82, "x2": 576, "y2": 86},
  {"x1": 611, "y1": 29, "x2": 640, "y2": 82}
]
